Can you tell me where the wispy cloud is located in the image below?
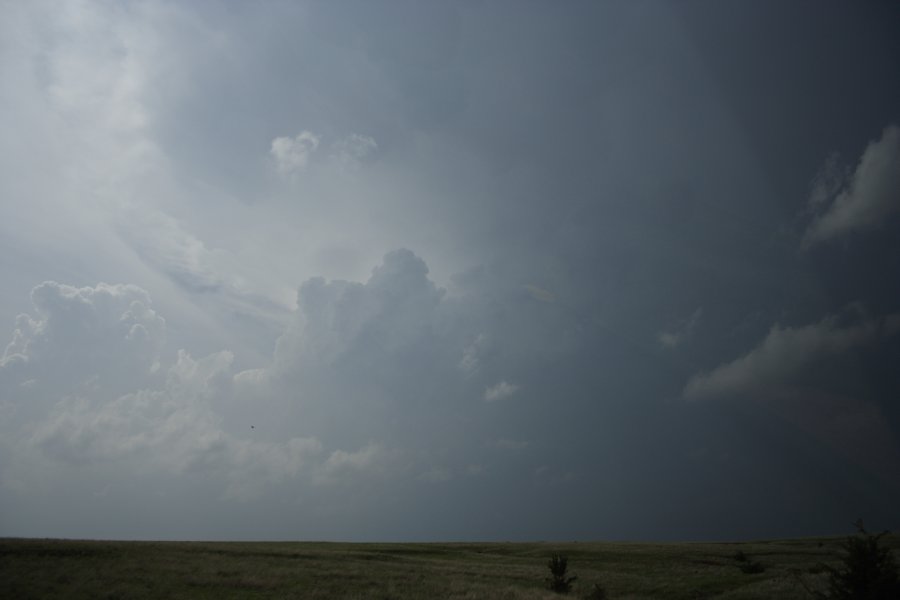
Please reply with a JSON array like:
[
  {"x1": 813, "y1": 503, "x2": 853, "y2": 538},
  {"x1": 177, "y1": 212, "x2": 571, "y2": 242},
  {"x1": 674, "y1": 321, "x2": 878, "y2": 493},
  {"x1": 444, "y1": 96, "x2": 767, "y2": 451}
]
[
  {"x1": 684, "y1": 311, "x2": 900, "y2": 400},
  {"x1": 484, "y1": 380, "x2": 519, "y2": 402},
  {"x1": 330, "y1": 133, "x2": 378, "y2": 167},
  {"x1": 658, "y1": 307, "x2": 703, "y2": 349},
  {"x1": 803, "y1": 125, "x2": 900, "y2": 247}
]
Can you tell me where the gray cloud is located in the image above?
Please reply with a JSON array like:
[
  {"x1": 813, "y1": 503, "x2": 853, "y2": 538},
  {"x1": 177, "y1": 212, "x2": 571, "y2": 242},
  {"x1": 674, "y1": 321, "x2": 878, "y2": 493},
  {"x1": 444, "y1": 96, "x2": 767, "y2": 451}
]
[
  {"x1": 3, "y1": 1, "x2": 900, "y2": 541},
  {"x1": 684, "y1": 311, "x2": 899, "y2": 400},
  {"x1": 1, "y1": 250, "x2": 570, "y2": 531},
  {"x1": 0, "y1": 275, "x2": 420, "y2": 508},
  {"x1": 260, "y1": 248, "x2": 446, "y2": 379},
  {"x1": 804, "y1": 125, "x2": 900, "y2": 247}
]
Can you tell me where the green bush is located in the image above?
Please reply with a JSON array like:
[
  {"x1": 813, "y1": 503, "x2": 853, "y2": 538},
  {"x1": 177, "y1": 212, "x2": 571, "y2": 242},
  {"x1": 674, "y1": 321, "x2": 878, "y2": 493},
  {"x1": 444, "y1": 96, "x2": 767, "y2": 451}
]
[
  {"x1": 732, "y1": 549, "x2": 764, "y2": 574},
  {"x1": 739, "y1": 560, "x2": 765, "y2": 574},
  {"x1": 821, "y1": 521, "x2": 900, "y2": 599},
  {"x1": 546, "y1": 554, "x2": 577, "y2": 594}
]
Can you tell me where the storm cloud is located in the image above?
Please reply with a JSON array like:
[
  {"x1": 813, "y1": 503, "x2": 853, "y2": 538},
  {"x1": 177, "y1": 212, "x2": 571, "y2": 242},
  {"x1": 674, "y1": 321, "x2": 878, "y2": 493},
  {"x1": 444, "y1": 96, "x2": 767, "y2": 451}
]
[{"x1": 2, "y1": 1, "x2": 900, "y2": 542}]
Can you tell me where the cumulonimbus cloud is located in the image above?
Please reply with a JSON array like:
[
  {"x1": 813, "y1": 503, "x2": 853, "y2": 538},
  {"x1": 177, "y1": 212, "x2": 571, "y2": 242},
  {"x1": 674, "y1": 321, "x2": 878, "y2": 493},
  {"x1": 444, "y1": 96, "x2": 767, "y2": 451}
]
[
  {"x1": 803, "y1": 124, "x2": 900, "y2": 247},
  {"x1": 0, "y1": 250, "x2": 588, "y2": 526}
]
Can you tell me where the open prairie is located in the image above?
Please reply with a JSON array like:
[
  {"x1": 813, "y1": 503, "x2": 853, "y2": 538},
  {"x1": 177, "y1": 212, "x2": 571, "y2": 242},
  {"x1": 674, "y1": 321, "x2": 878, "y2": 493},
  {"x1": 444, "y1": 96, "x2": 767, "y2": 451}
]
[{"x1": 3, "y1": 534, "x2": 898, "y2": 599}]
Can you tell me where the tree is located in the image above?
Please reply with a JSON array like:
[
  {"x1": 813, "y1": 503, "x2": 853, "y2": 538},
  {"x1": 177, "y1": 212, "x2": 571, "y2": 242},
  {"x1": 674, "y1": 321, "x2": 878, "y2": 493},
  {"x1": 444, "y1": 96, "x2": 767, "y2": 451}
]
[
  {"x1": 546, "y1": 554, "x2": 577, "y2": 593},
  {"x1": 821, "y1": 520, "x2": 900, "y2": 600}
]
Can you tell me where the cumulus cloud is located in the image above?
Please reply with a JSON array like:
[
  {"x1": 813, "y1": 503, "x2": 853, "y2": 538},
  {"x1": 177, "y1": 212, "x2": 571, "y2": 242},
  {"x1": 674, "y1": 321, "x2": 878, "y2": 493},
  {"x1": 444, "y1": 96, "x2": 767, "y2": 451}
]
[
  {"x1": 0, "y1": 278, "x2": 418, "y2": 504},
  {"x1": 263, "y1": 248, "x2": 445, "y2": 375},
  {"x1": 31, "y1": 349, "x2": 232, "y2": 466},
  {"x1": 272, "y1": 130, "x2": 377, "y2": 178},
  {"x1": 270, "y1": 130, "x2": 321, "y2": 175},
  {"x1": 27, "y1": 348, "x2": 324, "y2": 501},
  {"x1": 0, "y1": 250, "x2": 594, "y2": 536},
  {"x1": 684, "y1": 311, "x2": 900, "y2": 400},
  {"x1": 484, "y1": 380, "x2": 519, "y2": 402},
  {"x1": 803, "y1": 125, "x2": 900, "y2": 247},
  {"x1": 1, "y1": 282, "x2": 166, "y2": 395},
  {"x1": 0, "y1": 283, "x2": 325, "y2": 497},
  {"x1": 1, "y1": 250, "x2": 511, "y2": 508}
]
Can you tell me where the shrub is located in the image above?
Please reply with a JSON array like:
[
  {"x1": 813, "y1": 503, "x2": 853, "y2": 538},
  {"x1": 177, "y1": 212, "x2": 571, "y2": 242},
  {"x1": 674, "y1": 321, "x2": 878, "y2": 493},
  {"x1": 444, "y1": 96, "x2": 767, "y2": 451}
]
[
  {"x1": 732, "y1": 549, "x2": 764, "y2": 574},
  {"x1": 739, "y1": 560, "x2": 765, "y2": 574},
  {"x1": 821, "y1": 521, "x2": 900, "y2": 599},
  {"x1": 546, "y1": 554, "x2": 577, "y2": 593}
]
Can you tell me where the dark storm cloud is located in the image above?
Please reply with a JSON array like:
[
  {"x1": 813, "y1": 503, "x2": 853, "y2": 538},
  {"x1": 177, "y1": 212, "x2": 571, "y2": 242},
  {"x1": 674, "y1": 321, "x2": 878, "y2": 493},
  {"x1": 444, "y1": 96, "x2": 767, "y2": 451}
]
[{"x1": 2, "y1": 1, "x2": 900, "y2": 541}]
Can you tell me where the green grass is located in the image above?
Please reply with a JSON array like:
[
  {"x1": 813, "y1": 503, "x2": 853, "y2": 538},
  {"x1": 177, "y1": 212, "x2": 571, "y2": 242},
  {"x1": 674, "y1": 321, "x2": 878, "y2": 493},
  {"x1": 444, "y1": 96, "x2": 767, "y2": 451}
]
[{"x1": 2, "y1": 535, "x2": 898, "y2": 599}]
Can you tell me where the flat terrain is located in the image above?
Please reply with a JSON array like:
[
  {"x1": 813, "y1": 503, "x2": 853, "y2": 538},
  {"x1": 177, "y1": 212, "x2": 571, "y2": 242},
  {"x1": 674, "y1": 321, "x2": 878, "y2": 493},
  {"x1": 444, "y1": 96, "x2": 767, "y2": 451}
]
[{"x1": 2, "y1": 535, "x2": 898, "y2": 599}]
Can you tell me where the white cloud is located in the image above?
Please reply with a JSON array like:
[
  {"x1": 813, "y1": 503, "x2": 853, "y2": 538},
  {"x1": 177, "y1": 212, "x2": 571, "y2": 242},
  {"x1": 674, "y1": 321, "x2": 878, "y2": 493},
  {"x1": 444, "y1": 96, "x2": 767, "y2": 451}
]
[
  {"x1": 684, "y1": 312, "x2": 899, "y2": 400},
  {"x1": 458, "y1": 333, "x2": 487, "y2": 376},
  {"x1": 803, "y1": 125, "x2": 900, "y2": 247},
  {"x1": 314, "y1": 444, "x2": 386, "y2": 485},
  {"x1": 23, "y1": 345, "x2": 325, "y2": 501},
  {"x1": 117, "y1": 207, "x2": 228, "y2": 296},
  {"x1": 0, "y1": 250, "x2": 595, "y2": 536},
  {"x1": 270, "y1": 130, "x2": 321, "y2": 175},
  {"x1": 1, "y1": 282, "x2": 166, "y2": 396},
  {"x1": 484, "y1": 380, "x2": 519, "y2": 402},
  {"x1": 330, "y1": 133, "x2": 378, "y2": 167},
  {"x1": 0, "y1": 278, "x2": 416, "y2": 505},
  {"x1": 30, "y1": 350, "x2": 233, "y2": 467}
]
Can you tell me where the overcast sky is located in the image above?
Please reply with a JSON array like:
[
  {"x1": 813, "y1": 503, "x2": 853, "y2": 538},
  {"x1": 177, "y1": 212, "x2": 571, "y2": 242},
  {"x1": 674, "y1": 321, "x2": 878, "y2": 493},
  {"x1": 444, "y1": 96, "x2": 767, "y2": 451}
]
[{"x1": 2, "y1": 1, "x2": 900, "y2": 542}]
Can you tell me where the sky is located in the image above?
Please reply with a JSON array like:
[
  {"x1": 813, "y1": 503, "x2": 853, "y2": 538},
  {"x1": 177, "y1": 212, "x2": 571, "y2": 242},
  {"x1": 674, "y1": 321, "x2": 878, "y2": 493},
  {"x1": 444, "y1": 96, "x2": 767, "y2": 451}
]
[{"x1": 1, "y1": 1, "x2": 900, "y2": 542}]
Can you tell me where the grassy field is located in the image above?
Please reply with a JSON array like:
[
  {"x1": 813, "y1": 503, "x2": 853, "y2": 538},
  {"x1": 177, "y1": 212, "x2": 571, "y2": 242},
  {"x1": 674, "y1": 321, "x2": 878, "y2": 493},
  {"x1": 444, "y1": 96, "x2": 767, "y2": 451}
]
[{"x1": 2, "y1": 534, "x2": 898, "y2": 599}]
